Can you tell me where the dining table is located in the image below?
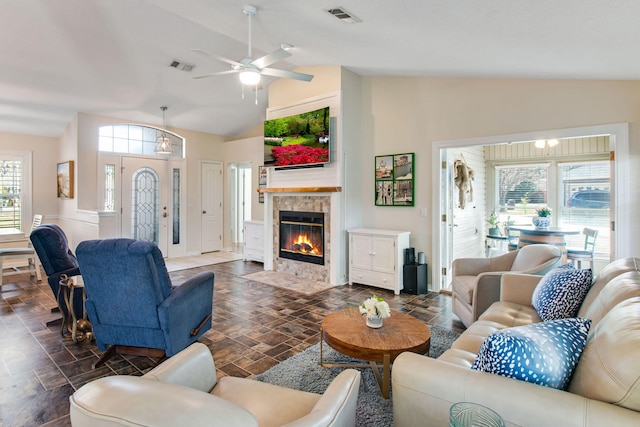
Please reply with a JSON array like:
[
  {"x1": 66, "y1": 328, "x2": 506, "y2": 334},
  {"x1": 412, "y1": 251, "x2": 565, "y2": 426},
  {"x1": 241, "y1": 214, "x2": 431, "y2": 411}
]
[{"x1": 510, "y1": 225, "x2": 581, "y2": 262}]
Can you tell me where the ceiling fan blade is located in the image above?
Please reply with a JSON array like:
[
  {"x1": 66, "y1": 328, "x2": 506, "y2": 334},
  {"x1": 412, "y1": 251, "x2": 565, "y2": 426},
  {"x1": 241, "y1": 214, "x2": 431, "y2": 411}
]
[
  {"x1": 192, "y1": 48, "x2": 244, "y2": 68},
  {"x1": 260, "y1": 67, "x2": 314, "y2": 82},
  {"x1": 192, "y1": 69, "x2": 238, "y2": 79},
  {"x1": 251, "y1": 48, "x2": 291, "y2": 69}
]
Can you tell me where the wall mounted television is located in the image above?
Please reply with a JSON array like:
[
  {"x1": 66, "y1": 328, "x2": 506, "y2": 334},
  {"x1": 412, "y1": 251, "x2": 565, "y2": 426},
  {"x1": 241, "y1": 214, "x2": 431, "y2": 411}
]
[{"x1": 264, "y1": 106, "x2": 330, "y2": 168}]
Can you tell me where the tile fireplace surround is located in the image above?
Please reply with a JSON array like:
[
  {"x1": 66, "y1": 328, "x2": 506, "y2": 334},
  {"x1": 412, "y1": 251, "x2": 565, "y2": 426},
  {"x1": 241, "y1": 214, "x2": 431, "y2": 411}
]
[{"x1": 272, "y1": 195, "x2": 332, "y2": 283}]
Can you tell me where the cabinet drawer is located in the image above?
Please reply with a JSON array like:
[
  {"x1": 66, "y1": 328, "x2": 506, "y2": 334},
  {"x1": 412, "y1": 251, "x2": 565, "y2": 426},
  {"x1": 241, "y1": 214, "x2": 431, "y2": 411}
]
[
  {"x1": 244, "y1": 234, "x2": 264, "y2": 250},
  {"x1": 350, "y1": 267, "x2": 395, "y2": 291}
]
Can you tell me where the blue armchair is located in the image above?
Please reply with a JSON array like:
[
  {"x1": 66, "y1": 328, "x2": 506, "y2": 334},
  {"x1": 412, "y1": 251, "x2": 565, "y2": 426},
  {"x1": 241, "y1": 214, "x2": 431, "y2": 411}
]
[
  {"x1": 30, "y1": 224, "x2": 83, "y2": 320},
  {"x1": 76, "y1": 238, "x2": 214, "y2": 368}
]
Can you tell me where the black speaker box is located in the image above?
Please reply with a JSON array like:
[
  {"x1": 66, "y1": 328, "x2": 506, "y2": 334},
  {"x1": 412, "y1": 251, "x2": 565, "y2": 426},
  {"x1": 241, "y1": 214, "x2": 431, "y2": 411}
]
[
  {"x1": 404, "y1": 247, "x2": 415, "y2": 265},
  {"x1": 402, "y1": 264, "x2": 427, "y2": 295}
]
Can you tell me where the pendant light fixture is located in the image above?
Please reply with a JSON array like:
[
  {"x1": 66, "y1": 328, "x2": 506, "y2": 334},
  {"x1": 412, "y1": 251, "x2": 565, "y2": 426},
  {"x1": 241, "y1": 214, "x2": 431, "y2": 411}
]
[{"x1": 155, "y1": 106, "x2": 173, "y2": 154}]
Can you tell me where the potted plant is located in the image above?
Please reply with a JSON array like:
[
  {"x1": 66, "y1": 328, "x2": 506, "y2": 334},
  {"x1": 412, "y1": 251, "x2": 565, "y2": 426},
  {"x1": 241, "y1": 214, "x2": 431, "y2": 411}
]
[
  {"x1": 487, "y1": 211, "x2": 501, "y2": 236},
  {"x1": 533, "y1": 207, "x2": 552, "y2": 229}
]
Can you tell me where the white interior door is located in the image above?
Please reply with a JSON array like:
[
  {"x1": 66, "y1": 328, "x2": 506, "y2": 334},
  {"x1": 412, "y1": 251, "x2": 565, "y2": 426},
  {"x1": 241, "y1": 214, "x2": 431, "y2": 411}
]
[
  {"x1": 121, "y1": 157, "x2": 169, "y2": 255},
  {"x1": 201, "y1": 161, "x2": 223, "y2": 253},
  {"x1": 440, "y1": 149, "x2": 455, "y2": 291},
  {"x1": 230, "y1": 163, "x2": 252, "y2": 244}
]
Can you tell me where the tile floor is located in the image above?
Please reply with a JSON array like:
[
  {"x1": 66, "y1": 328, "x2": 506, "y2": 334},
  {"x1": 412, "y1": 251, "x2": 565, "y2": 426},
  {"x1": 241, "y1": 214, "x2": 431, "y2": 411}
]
[{"x1": 0, "y1": 258, "x2": 463, "y2": 427}]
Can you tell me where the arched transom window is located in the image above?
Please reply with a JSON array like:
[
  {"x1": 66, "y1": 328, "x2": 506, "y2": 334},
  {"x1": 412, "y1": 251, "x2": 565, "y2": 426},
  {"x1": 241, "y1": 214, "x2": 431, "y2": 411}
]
[{"x1": 99, "y1": 124, "x2": 184, "y2": 158}]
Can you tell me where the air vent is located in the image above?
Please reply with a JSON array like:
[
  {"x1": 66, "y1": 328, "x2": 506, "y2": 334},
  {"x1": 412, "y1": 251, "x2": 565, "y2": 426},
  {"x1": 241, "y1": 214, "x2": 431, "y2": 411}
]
[
  {"x1": 327, "y1": 7, "x2": 361, "y2": 23},
  {"x1": 169, "y1": 60, "x2": 194, "y2": 72}
]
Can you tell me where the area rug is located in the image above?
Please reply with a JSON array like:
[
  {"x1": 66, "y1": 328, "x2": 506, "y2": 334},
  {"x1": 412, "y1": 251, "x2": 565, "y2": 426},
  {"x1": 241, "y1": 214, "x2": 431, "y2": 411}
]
[
  {"x1": 241, "y1": 270, "x2": 336, "y2": 295},
  {"x1": 255, "y1": 325, "x2": 461, "y2": 427}
]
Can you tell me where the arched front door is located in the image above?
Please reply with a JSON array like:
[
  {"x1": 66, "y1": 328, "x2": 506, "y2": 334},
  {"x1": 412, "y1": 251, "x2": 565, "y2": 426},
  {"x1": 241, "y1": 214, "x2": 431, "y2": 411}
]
[{"x1": 121, "y1": 156, "x2": 169, "y2": 255}]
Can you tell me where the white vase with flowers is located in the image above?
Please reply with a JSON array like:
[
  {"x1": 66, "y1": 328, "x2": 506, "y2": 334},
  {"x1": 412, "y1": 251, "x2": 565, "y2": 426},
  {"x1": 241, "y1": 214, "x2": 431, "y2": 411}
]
[{"x1": 359, "y1": 295, "x2": 391, "y2": 328}]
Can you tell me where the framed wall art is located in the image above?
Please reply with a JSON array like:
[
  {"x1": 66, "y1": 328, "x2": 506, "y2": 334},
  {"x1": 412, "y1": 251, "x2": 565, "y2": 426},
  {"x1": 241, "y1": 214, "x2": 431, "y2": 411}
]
[
  {"x1": 374, "y1": 153, "x2": 414, "y2": 206},
  {"x1": 57, "y1": 160, "x2": 74, "y2": 199}
]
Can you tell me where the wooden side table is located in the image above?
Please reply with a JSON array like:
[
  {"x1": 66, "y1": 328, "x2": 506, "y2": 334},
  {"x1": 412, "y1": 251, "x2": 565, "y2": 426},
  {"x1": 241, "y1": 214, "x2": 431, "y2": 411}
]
[
  {"x1": 321, "y1": 307, "x2": 430, "y2": 398},
  {"x1": 57, "y1": 274, "x2": 92, "y2": 343},
  {"x1": 511, "y1": 226, "x2": 580, "y2": 262}
]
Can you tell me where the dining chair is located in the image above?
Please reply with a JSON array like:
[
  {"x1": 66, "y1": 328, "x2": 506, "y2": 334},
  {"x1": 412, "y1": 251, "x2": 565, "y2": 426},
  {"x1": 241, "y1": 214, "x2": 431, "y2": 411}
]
[
  {"x1": 567, "y1": 227, "x2": 599, "y2": 269},
  {"x1": 505, "y1": 223, "x2": 520, "y2": 252},
  {"x1": 0, "y1": 214, "x2": 43, "y2": 287}
]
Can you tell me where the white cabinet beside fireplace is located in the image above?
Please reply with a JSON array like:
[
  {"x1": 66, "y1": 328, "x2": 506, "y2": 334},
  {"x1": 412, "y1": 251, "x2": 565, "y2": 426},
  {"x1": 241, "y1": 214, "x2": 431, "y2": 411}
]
[
  {"x1": 243, "y1": 220, "x2": 264, "y2": 263},
  {"x1": 348, "y1": 228, "x2": 410, "y2": 295}
]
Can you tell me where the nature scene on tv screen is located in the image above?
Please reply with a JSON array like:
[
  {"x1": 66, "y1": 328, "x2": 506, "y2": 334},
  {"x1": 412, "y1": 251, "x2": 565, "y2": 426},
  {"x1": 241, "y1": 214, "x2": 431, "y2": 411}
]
[{"x1": 264, "y1": 106, "x2": 330, "y2": 167}]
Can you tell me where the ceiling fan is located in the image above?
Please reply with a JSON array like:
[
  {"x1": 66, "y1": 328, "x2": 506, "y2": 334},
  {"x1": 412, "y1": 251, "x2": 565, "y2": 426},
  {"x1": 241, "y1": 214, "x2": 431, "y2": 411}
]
[{"x1": 193, "y1": 5, "x2": 314, "y2": 86}]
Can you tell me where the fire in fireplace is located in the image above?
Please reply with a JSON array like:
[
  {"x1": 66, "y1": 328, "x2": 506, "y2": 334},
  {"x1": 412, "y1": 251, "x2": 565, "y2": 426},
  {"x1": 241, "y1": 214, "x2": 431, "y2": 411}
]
[{"x1": 279, "y1": 211, "x2": 324, "y2": 265}]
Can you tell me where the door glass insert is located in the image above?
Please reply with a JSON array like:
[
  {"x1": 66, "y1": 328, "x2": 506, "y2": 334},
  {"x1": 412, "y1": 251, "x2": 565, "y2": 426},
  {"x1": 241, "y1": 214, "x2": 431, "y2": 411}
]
[
  {"x1": 172, "y1": 168, "x2": 180, "y2": 245},
  {"x1": 131, "y1": 167, "x2": 159, "y2": 243},
  {"x1": 104, "y1": 164, "x2": 115, "y2": 211}
]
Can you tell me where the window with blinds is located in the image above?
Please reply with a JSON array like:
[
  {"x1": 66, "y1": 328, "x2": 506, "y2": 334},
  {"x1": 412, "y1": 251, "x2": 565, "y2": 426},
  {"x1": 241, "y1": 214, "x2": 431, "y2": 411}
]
[
  {"x1": 559, "y1": 160, "x2": 610, "y2": 257},
  {"x1": 0, "y1": 160, "x2": 22, "y2": 230},
  {"x1": 495, "y1": 164, "x2": 549, "y2": 225}
]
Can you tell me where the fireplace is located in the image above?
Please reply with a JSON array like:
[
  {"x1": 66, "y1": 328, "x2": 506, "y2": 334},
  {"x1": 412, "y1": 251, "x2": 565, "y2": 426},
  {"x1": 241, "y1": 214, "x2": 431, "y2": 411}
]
[{"x1": 279, "y1": 210, "x2": 324, "y2": 265}]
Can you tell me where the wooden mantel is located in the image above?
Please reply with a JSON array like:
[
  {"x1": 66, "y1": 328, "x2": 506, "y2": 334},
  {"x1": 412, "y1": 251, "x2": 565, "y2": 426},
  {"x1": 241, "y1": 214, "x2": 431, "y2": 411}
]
[{"x1": 258, "y1": 186, "x2": 342, "y2": 193}]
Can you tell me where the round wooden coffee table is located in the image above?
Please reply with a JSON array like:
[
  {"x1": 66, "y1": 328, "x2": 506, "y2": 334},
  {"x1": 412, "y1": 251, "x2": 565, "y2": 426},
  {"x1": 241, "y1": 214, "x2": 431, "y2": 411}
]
[{"x1": 321, "y1": 307, "x2": 430, "y2": 398}]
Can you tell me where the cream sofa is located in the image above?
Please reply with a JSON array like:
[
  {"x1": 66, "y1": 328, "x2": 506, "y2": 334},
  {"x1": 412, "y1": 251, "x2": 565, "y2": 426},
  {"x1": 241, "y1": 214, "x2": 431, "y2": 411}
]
[
  {"x1": 70, "y1": 342, "x2": 361, "y2": 427},
  {"x1": 393, "y1": 258, "x2": 640, "y2": 427}
]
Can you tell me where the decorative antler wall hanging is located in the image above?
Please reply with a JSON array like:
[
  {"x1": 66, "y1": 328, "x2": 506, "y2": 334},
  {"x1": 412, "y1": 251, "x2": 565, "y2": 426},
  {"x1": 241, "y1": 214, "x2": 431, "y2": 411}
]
[{"x1": 453, "y1": 154, "x2": 474, "y2": 209}]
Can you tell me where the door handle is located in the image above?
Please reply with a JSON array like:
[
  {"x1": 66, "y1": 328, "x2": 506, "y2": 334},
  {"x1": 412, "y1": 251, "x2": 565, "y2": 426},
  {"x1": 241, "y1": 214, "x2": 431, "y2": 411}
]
[{"x1": 202, "y1": 210, "x2": 207, "y2": 214}]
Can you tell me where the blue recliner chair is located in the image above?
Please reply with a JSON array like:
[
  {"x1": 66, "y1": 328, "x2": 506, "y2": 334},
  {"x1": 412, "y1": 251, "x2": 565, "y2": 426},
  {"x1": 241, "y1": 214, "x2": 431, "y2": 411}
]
[
  {"x1": 30, "y1": 224, "x2": 84, "y2": 321},
  {"x1": 76, "y1": 238, "x2": 214, "y2": 368}
]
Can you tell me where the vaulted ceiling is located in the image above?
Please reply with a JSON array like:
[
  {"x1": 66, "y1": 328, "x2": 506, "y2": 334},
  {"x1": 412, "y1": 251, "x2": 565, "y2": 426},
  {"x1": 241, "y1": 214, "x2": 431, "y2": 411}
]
[{"x1": 2, "y1": 0, "x2": 639, "y2": 138}]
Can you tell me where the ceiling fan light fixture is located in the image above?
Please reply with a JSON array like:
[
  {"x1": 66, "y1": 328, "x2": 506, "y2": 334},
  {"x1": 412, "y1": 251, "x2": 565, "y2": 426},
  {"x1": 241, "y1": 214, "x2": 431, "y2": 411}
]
[
  {"x1": 155, "y1": 106, "x2": 173, "y2": 154},
  {"x1": 239, "y1": 69, "x2": 261, "y2": 86},
  {"x1": 192, "y1": 4, "x2": 313, "y2": 86}
]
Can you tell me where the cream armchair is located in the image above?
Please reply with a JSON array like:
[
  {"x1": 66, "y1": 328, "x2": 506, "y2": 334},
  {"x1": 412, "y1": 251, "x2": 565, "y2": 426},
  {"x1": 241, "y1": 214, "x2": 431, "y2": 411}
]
[
  {"x1": 70, "y1": 342, "x2": 361, "y2": 427},
  {"x1": 451, "y1": 244, "x2": 562, "y2": 327}
]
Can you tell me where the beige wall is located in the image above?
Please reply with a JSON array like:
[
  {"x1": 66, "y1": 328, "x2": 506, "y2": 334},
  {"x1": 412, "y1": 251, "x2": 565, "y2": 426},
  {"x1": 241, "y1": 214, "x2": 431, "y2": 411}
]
[
  {"x1": 268, "y1": 66, "x2": 342, "y2": 108},
  {"x1": 71, "y1": 113, "x2": 226, "y2": 254},
  {"x1": 0, "y1": 131, "x2": 59, "y2": 221},
  {"x1": 176, "y1": 127, "x2": 227, "y2": 254},
  {"x1": 359, "y1": 77, "x2": 640, "y2": 263},
  {"x1": 221, "y1": 136, "x2": 263, "y2": 248},
  {"x1": 2, "y1": 76, "x2": 639, "y2": 261}
]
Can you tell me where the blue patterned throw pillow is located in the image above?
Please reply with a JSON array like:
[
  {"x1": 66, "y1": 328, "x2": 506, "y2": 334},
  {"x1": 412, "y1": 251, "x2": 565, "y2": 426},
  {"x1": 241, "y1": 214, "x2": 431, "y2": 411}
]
[
  {"x1": 531, "y1": 264, "x2": 593, "y2": 321},
  {"x1": 471, "y1": 318, "x2": 591, "y2": 390}
]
